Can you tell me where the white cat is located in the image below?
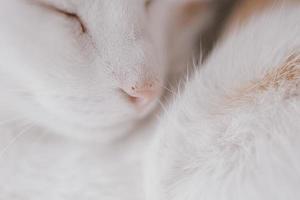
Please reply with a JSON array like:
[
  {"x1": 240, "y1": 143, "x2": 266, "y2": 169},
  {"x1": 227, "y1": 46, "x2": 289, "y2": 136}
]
[
  {"x1": 145, "y1": 4, "x2": 300, "y2": 200},
  {"x1": 0, "y1": 0, "x2": 215, "y2": 199},
  {"x1": 0, "y1": 0, "x2": 166, "y2": 142}
]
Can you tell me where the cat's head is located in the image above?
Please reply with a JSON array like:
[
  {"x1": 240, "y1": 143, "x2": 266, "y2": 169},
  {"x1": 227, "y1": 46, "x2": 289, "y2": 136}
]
[
  {"x1": 0, "y1": 0, "x2": 167, "y2": 141},
  {"x1": 0, "y1": 0, "x2": 213, "y2": 141}
]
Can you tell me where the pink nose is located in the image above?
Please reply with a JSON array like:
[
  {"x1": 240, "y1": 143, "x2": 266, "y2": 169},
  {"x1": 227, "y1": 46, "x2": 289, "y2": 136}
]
[{"x1": 120, "y1": 82, "x2": 161, "y2": 109}]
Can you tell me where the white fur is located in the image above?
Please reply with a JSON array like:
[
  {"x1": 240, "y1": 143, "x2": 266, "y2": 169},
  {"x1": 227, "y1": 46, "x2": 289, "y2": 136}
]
[
  {"x1": 0, "y1": 0, "x2": 165, "y2": 142},
  {"x1": 145, "y1": 4, "x2": 300, "y2": 200},
  {"x1": 0, "y1": 0, "x2": 214, "y2": 199}
]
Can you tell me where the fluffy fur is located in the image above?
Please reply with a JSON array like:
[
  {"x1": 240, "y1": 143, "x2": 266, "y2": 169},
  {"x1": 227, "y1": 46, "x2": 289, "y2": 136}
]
[
  {"x1": 0, "y1": 0, "x2": 215, "y2": 199},
  {"x1": 145, "y1": 4, "x2": 300, "y2": 200},
  {"x1": 0, "y1": 0, "x2": 166, "y2": 142}
]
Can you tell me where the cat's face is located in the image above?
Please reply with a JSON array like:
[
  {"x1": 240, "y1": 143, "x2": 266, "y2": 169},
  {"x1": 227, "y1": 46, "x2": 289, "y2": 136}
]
[
  {"x1": 0, "y1": 0, "x2": 167, "y2": 140},
  {"x1": 0, "y1": 0, "x2": 214, "y2": 141}
]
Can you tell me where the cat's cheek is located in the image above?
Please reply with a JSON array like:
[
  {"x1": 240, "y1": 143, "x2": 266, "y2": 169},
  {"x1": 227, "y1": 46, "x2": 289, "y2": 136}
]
[
  {"x1": 34, "y1": 92, "x2": 136, "y2": 125},
  {"x1": 31, "y1": 94, "x2": 143, "y2": 141}
]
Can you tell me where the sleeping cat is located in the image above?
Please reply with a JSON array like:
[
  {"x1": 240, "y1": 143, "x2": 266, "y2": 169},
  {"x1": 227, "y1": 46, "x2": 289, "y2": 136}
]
[
  {"x1": 0, "y1": 0, "x2": 216, "y2": 199},
  {"x1": 145, "y1": 3, "x2": 300, "y2": 200},
  {"x1": 0, "y1": 0, "x2": 167, "y2": 142}
]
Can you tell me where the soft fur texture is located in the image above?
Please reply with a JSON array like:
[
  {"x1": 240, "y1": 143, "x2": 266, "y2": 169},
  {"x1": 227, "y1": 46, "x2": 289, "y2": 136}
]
[
  {"x1": 0, "y1": 0, "x2": 215, "y2": 199},
  {"x1": 145, "y1": 4, "x2": 300, "y2": 200},
  {"x1": 0, "y1": 0, "x2": 166, "y2": 142}
]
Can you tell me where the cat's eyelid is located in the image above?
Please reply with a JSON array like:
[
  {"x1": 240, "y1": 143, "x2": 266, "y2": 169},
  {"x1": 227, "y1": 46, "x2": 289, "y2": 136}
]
[
  {"x1": 49, "y1": 5, "x2": 87, "y2": 33},
  {"x1": 27, "y1": 0, "x2": 87, "y2": 33}
]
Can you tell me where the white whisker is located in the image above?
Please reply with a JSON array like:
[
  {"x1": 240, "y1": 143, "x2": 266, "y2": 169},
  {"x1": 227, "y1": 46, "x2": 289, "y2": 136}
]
[
  {"x1": 158, "y1": 99, "x2": 167, "y2": 113},
  {"x1": 162, "y1": 85, "x2": 176, "y2": 95},
  {"x1": 0, "y1": 123, "x2": 33, "y2": 159}
]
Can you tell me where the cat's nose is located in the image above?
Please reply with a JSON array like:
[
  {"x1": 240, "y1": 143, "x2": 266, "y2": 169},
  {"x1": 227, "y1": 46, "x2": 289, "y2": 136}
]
[{"x1": 120, "y1": 82, "x2": 161, "y2": 110}]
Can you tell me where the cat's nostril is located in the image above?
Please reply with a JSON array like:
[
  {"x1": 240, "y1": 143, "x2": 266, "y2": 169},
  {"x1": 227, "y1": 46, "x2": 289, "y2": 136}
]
[{"x1": 120, "y1": 83, "x2": 161, "y2": 109}]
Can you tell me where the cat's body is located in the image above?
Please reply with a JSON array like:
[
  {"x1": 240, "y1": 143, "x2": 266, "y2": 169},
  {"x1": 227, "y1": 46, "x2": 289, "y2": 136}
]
[
  {"x1": 0, "y1": 123, "x2": 151, "y2": 200},
  {"x1": 0, "y1": 0, "x2": 216, "y2": 199},
  {"x1": 145, "y1": 4, "x2": 300, "y2": 200}
]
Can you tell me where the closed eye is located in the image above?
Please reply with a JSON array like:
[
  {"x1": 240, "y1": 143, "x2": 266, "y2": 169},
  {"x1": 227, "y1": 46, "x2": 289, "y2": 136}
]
[
  {"x1": 48, "y1": 5, "x2": 86, "y2": 33},
  {"x1": 29, "y1": 0, "x2": 87, "y2": 33}
]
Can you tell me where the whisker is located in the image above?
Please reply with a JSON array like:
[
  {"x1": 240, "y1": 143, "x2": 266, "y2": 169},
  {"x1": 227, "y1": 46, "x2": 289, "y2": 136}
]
[
  {"x1": 162, "y1": 85, "x2": 176, "y2": 95},
  {"x1": 158, "y1": 99, "x2": 168, "y2": 113},
  {"x1": 0, "y1": 123, "x2": 33, "y2": 159}
]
